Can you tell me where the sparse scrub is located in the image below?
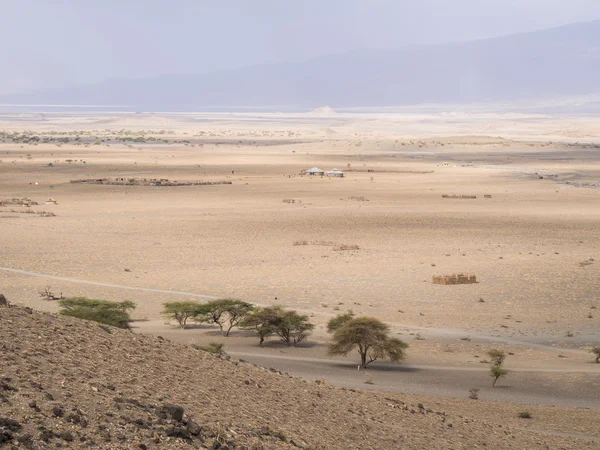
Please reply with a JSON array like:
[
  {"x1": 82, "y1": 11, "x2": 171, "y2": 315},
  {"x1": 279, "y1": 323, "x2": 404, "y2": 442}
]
[
  {"x1": 519, "y1": 411, "x2": 532, "y2": 419},
  {"x1": 468, "y1": 388, "x2": 479, "y2": 400},
  {"x1": 328, "y1": 317, "x2": 408, "y2": 369},
  {"x1": 293, "y1": 240, "x2": 308, "y2": 246}
]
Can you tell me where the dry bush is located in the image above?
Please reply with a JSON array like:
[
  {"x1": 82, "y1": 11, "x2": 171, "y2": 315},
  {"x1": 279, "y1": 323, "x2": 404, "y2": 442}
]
[
  {"x1": 8, "y1": 209, "x2": 55, "y2": 217},
  {"x1": 293, "y1": 240, "x2": 308, "y2": 246},
  {"x1": 282, "y1": 198, "x2": 300, "y2": 204},
  {"x1": 468, "y1": 388, "x2": 480, "y2": 400}
]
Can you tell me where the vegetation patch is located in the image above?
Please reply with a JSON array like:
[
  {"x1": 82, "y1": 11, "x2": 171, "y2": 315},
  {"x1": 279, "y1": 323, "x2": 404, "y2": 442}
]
[{"x1": 58, "y1": 297, "x2": 136, "y2": 329}]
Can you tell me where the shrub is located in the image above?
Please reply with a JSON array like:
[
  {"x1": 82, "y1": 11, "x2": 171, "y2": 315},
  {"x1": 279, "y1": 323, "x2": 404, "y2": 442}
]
[
  {"x1": 58, "y1": 297, "x2": 135, "y2": 329},
  {"x1": 519, "y1": 411, "x2": 532, "y2": 419},
  {"x1": 327, "y1": 317, "x2": 408, "y2": 368},
  {"x1": 592, "y1": 347, "x2": 600, "y2": 363},
  {"x1": 468, "y1": 388, "x2": 479, "y2": 400},
  {"x1": 161, "y1": 301, "x2": 209, "y2": 329},
  {"x1": 327, "y1": 311, "x2": 355, "y2": 333},
  {"x1": 197, "y1": 342, "x2": 225, "y2": 356}
]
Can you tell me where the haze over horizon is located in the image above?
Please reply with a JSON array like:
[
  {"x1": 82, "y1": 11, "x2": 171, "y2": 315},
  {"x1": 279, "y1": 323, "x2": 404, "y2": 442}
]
[{"x1": 2, "y1": 0, "x2": 600, "y2": 97}]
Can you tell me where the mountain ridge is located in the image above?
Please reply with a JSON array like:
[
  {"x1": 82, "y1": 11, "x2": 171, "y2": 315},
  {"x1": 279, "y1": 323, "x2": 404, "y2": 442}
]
[{"x1": 2, "y1": 20, "x2": 599, "y2": 110}]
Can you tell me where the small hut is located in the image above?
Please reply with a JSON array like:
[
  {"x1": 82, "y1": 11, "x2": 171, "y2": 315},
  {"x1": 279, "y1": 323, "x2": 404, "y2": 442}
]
[{"x1": 325, "y1": 168, "x2": 344, "y2": 177}]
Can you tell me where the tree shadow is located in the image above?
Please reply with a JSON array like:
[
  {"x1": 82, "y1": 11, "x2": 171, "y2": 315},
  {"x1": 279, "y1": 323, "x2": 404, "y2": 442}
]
[{"x1": 329, "y1": 362, "x2": 421, "y2": 373}]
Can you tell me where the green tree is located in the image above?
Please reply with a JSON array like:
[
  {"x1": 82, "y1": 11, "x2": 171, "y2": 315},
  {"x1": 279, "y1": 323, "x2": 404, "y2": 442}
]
[
  {"x1": 201, "y1": 299, "x2": 255, "y2": 336},
  {"x1": 327, "y1": 317, "x2": 408, "y2": 369},
  {"x1": 274, "y1": 309, "x2": 314, "y2": 346},
  {"x1": 488, "y1": 348, "x2": 509, "y2": 387},
  {"x1": 161, "y1": 301, "x2": 209, "y2": 329},
  {"x1": 487, "y1": 349, "x2": 506, "y2": 366},
  {"x1": 58, "y1": 297, "x2": 135, "y2": 329},
  {"x1": 327, "y1": 310, "x2": 355, "y2": 333},
  {"x1": 490, "y1": 365, "x2": 508, "y2": 387},
  {"x1": 240, "y1": 306, "x2": 279, "y2": 346},
  {"x1": 240, "y1": 306, "x2": 314, "y2": 347}
]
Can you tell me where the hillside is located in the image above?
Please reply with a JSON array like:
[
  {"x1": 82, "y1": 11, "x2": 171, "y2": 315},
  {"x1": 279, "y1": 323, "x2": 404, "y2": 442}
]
[
  {"x1": 0, "y1": 305, "x2": 598, "y2": 449},
  {"x1": 2, "y1": 21, "x2": 599, "y2": 110}
]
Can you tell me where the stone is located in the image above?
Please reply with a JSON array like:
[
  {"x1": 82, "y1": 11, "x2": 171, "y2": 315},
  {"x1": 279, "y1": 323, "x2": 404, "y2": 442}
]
[{"x1": 160, "y1": 404, "x2": 184, "y2": 422}]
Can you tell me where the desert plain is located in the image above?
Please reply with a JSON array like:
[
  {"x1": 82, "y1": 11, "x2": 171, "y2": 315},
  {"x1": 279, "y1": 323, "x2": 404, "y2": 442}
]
[{"x1": 1, "y1": 109, "x2": 600, "y2": 446}]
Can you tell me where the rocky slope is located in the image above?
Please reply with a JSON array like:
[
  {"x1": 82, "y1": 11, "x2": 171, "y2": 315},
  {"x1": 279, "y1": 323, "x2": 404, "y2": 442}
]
[{"x1": 0, "y1": 305, "x2": 596, "y2": 449}]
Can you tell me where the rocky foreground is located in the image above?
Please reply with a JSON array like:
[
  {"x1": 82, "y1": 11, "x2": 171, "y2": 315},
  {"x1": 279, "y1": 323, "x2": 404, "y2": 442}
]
[{"x1": 0, "y1": 305, "x2": 597, "y2": 449}]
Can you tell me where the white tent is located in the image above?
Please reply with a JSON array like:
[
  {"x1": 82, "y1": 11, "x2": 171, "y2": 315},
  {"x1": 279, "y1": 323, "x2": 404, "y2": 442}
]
[
  {"x1": 305, "y1": 167, "x2": 325, "y2": 175},
  {"x1": 325, "y1": 168, "x2": 344, "y2": 177}
]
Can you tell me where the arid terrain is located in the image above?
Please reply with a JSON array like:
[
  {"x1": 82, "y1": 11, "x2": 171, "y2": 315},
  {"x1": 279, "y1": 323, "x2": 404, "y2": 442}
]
[{"x1": 1, "y1": 110, "x2": 599, "y2": 448}]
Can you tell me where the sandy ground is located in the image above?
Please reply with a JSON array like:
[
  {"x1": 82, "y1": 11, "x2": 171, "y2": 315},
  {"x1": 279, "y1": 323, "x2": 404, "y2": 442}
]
[{"x1": 1, "y1": 111, "x2": 599, "y2": 417}]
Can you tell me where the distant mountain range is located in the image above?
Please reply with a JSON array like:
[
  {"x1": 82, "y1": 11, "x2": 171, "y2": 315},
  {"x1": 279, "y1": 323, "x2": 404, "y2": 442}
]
[{"x1": 2, "y1": 20, "x2": 599, "y2": 110}]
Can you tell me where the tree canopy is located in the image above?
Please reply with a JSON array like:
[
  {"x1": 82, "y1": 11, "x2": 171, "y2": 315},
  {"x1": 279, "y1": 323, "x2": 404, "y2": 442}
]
[
  {"x1": 58, "y1": 297, "x2": 136, "y2": 329},
  {"x1": 161, "y1": 301, "x2": 210, "y2": 329},
  {"x1": 199, "y1": 298, "x2": 255, "y2": 336},
  {"x1": 327, "y1": 310, "x2": 355, "y2": 333}
]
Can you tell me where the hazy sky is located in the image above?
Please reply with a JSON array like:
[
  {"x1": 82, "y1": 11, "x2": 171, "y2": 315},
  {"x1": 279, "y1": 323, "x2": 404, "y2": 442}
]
[{"x1": 2, "y1": 0, "x2": 600, "y2": 95}]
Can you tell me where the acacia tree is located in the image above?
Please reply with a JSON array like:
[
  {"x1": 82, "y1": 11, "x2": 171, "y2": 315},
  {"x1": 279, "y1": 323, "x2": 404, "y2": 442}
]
[
  {"x1": 200, "y1": 299, "x2": 255, "y2": 336},
  {"x1": 161, "y1": 301, "x2": 208, "y2": 329},
  {"x1": 58, "y1": 297, "x2": 136, "y2": 329},
  {"x1": 240, "y1": 307, "x2": 279, "y2": 346},
  {"x1": 274, "y1": 309, "x2": 314, "y2": 346},
  {"x1": 488, "y1": 348, "x2": 509, "y2": 387},
  {"x1": 240, "y1": 306, "x2": 314, "y2": 347},
  {"x1": 327, "y1": 317, "x2": 408, "y2": 369}
]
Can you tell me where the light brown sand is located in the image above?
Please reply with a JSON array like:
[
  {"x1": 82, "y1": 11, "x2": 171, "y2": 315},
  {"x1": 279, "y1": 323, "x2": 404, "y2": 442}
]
[{"x1": 1, "y1": 111, "x2": 599, "y2": 412}]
